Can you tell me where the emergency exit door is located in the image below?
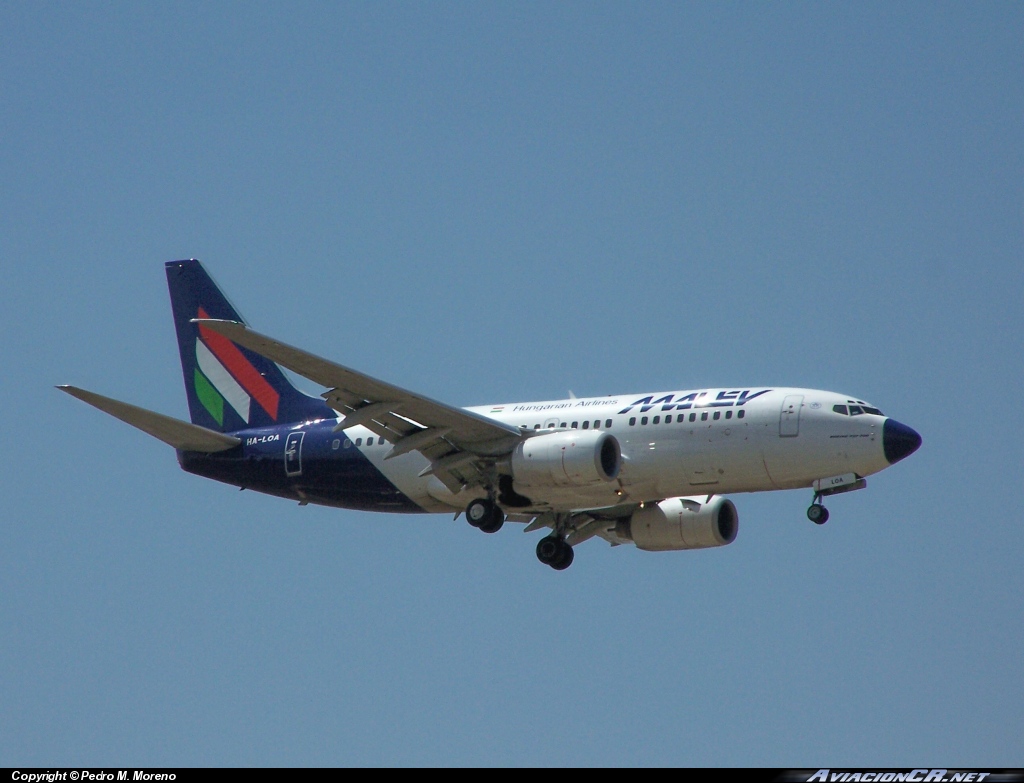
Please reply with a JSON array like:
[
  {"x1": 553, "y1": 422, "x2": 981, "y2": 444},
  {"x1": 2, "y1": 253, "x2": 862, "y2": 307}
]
[{"x1": 285, "y1": 431, "x2": 305, "y2": 476}]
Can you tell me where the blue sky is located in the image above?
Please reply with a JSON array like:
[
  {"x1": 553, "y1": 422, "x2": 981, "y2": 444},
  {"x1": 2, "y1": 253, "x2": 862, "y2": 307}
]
[{"x1": 2, "y1": 2, "x2": 1022, "y2": 766}]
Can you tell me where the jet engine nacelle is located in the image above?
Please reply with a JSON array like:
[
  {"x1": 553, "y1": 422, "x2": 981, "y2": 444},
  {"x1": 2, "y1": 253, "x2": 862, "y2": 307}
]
[
  {"x1": 618, "y1": 496, "x2": 738, "y2": 551},
  {"x1": 510, "y1": 430, "x2": 622, "y2": 489}
]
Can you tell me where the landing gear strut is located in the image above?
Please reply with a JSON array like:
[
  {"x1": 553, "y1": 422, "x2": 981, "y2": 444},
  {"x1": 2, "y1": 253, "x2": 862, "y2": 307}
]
[
  {"x1": 466, "y1": 498, "x2": 504, "y2": 534},
  {"x1": 807, "y1": 494, "x2": 829, "y2": 525},
  {"x1": 805, "y1": 474, "x2": 867, "y2": 525},
  {"x1": 536, "y1": 535, "x2": 574, "y2": 570}
]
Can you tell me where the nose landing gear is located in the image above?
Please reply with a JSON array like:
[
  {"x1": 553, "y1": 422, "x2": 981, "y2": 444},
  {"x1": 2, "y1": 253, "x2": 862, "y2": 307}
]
[
  {"x1": 806, "y1": 474, "x2": 868, "y2": 525},
  {"x1": 806, "y1": 499, "x2": 829, "y2": 525}
]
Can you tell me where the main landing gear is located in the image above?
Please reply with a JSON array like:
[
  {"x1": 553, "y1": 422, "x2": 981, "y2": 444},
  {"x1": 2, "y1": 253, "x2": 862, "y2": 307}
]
[
  {"x1": 534, "y1": 511, "x2": 575, "y2": 570},
  {"x1": 807, "y1": 494, "x2": 830, "y2": 525},
  {"x1": 466, "y1": 497, "x2": 505, "y2": 534},
  {"x1": 464, "y1": 498, "x2": 576, "y2": 571},
  {"x1": 536, "y1": 535, "x2": 574, "y2": 570}
]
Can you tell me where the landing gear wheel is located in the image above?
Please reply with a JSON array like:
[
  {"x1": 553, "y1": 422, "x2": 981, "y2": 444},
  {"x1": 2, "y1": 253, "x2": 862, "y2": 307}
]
[
  {"x1": 536, "y1": 535, "x2": 560, "y2": 566},
  {"x1": 536, "y1": 535, "x2": 574, "y2": 570},
  {"x1": 466, "y1": 498, "x2": 494, "y2": 528},
  {"x1": 479, "y1": 507, "x2": 505, "y2": 534},
  {"x1": 807, "y1": 504, "x2": 829, "y2": 525},
  {"x1": 552, "y1": 542, "x2": 574, "y2": 570},
  {"x1": 466, "y1": 498, "x2": 504, "y2": 533}
]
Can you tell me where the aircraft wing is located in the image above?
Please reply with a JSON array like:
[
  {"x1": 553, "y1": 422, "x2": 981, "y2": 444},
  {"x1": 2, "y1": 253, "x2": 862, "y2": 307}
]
[
  {"x1": 57, "y1": 385, "x2": 242, "y2": 452},
  {"x1": 193, "y1": 319, "x2": 524, "y2": 492}
]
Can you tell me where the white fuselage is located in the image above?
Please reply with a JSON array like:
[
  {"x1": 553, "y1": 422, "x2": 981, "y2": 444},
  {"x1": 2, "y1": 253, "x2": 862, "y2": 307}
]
[{"x1": 346, "y1": 387, "x2": 893, "y2": 513}]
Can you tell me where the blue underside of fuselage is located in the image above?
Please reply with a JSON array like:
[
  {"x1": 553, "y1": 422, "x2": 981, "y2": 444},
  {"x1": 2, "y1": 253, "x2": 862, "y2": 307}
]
[{"x1": 177, "y1": 420, "x2": 424, "y2": 513}]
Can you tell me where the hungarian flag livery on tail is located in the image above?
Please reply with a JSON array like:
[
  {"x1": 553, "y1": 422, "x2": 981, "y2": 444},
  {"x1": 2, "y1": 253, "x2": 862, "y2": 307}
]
[
  {"x1": 60, "y1": 259, "x2": 921, "y2": 571},
  {"x1": 166, "y1": 260, "x2": 331, "y2": 431}
]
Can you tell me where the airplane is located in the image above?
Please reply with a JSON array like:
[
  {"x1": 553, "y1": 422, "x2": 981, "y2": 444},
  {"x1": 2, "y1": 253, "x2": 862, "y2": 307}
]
[{"x1": 59, "y1": 259, "x2": 922, "y2": 570}]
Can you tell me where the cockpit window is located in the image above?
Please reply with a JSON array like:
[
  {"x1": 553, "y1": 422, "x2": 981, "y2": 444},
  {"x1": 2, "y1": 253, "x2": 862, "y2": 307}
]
[{"x1": 837, "y1": 400, "x2": 884, "y2": 416}]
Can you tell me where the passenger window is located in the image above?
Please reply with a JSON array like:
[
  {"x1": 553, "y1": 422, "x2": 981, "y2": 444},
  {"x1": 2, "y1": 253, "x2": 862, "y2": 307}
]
[
  {"x1": 701, "y1": 412, "x2": 708, "y2": 421},
  {"x1": 713, "y1": 411, "x2": 721, "y2": 420},
  {"x1": 725, "y1": 410, "x2": 732, "y2": 419},
  {"x1": 560, "y1": 422, "x2": 567, "y2": 428},
  {"x1": 582, "y1": 421, "x2": 589, "y2": 429},
  {"x1": 343, "y1": 438, "x2": 352, "y2": 448},
  {"x1": 653, "y1": 416, "x2": 660, "y2": 424},
  {"x1": 534, "y1": 424, "x2": 540, "y2": 430},
  {"x1": 332, "y1": 439, "x2": 341, "y2": 450},
  {"x1": 833, "y1": 405, "x2": 848, "y2": 415},
  {"x1": 689, "y1": 413, "x2": 696, "y2": 422},
  {"x1": 629, "y1": 417, "x2": 636, "y2": 426},
  {"x1": 641, "y1": 416, "x2": 648, "y2": 425},
  {"x1": 605, "y1": 419, "x2": 612, "y2": 428},
  {"x1": 356, "y1": 438, "x2": 363, "y2": 446},
  {"x1": 738, "y1": 410, "x2": 745, "y2": 419},
  {"x1": 594, "y1": 420, "x2": 601, "y2": 429}
]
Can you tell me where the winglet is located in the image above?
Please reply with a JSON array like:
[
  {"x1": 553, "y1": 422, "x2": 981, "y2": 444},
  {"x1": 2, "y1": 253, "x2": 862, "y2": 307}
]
[{"x1": 57, "y1": 385, "x2": 242, "y2": 452}]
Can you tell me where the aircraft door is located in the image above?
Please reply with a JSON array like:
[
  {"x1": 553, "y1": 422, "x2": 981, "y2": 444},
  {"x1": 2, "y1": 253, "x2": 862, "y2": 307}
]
[
  {"x1": 285, "y1": 431, "x2": 305, "y2": 476},
  {"x1": 779, "y1": 395, "x2": 803, "y2": 437}
]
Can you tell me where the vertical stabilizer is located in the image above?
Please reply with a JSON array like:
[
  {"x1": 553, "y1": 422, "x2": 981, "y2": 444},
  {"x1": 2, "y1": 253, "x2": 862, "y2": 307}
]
[{"x1": 166, "y1": 259, "x2": 333, "y2": 432}]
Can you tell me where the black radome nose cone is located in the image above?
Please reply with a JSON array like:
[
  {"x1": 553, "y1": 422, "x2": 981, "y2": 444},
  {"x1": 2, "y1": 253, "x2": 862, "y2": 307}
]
[{"x1": 883, "y1": 419, "x2": 922, "y2": 464}]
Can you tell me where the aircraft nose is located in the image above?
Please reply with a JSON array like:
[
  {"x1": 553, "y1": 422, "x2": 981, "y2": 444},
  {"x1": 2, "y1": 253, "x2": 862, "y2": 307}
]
[{"x1": 883, "y1": 419, "x2": 922, "y2": 464}]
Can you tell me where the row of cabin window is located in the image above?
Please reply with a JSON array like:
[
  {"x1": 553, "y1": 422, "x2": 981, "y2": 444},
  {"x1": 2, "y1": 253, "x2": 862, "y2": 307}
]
[
  {"x1": 334, "y1": 436, "x2": 387, "y2": 449},
  {"x1": 331, "y1": 409, "x2": 749, "y2": 452},
  {"x1": 526, "y1": 419, "x2": 614, "y2": 431},
  {"x1": 629, "y1": 409, "x2": 745, "y2": 426}
]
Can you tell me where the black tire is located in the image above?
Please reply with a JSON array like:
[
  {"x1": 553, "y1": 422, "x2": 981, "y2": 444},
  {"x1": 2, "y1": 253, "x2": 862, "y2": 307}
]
[
  {"x1": 536, "y1": 535, "x2": 562, "y2": 565},
  {"x1": 807, "y1": 504, "x2": 829, "y2": 524},
  {"x1": 466, "y1": 498, "x2": 493, "y2": 528},
  {"x1": 479, "y1": 507, "x2": 505, "y2": 534},
  {"x1": 551, "y1": 541, "x2": 574, "y2": 570}
]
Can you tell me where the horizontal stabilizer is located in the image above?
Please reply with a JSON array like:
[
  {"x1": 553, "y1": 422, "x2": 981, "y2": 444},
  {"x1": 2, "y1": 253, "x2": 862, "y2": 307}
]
[{"x1": 57, "y1": 385, "x2": 242, "y2": 452}]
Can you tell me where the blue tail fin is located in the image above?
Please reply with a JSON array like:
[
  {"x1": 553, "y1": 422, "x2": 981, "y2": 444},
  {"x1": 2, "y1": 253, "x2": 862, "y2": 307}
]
[{"x1": 166, "y1": 259, "x2": 333, "y2": 432}]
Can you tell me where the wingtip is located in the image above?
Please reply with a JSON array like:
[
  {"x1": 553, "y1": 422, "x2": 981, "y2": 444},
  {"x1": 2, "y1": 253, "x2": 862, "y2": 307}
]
[
  {"x1": 57, "y1": 385, "x2": 90, "y2": 400},
  {"x1": 190, "y1": 317, "x2": 244, "y2": 327}
]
